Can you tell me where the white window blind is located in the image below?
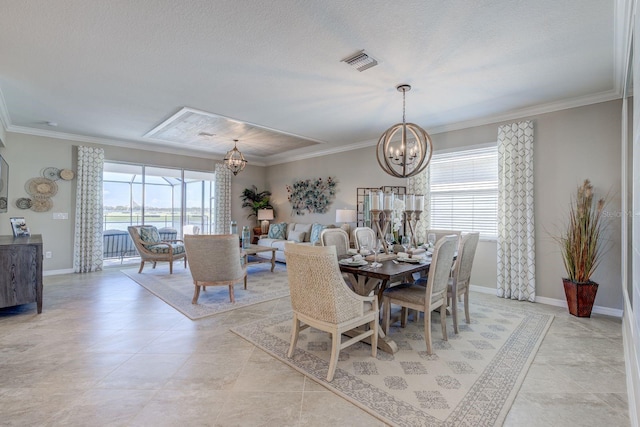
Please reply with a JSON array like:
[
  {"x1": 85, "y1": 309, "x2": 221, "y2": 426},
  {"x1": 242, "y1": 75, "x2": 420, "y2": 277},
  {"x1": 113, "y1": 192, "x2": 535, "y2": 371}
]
[{"x1": 430, "y1": 145, "x2": 498, "y2": 239}]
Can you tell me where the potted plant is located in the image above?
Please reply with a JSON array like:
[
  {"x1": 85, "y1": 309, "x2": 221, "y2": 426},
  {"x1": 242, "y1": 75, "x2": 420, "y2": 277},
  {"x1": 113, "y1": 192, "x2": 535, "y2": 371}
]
[
  {"x1": 555, "y1": 179, "x2": 609, "y2": 317},
  {"x1": 240, "y1": 185, "x2": 274, "y2": 222}
]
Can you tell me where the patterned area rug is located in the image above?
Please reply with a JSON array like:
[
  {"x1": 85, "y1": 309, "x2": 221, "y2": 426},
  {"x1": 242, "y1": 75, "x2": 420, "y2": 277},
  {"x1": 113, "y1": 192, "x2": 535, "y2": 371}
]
[
  {"x1": 232, "y1": 300, "x2": 553, "y2": 427},
  {"x1": 122, "y1": 263, "x2": 289, "y2": 320}
]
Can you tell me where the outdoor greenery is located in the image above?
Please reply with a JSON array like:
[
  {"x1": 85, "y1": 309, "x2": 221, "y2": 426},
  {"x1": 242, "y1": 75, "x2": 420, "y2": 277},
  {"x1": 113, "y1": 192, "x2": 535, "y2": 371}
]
[{"x1": 555, "y1": 179, "x2": 609, "y2": 283}]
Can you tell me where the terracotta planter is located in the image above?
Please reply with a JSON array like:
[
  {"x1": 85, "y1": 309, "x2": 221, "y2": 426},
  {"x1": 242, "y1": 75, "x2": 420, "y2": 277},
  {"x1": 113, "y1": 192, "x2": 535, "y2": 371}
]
[{"x1": 562, "y1": 279, "x2": 598, "y2": 317}]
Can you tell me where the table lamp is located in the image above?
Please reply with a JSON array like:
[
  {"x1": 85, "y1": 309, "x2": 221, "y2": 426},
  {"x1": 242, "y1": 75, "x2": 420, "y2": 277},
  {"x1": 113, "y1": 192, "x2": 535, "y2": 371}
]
[
  {"x1": 335, "y1": 209, "x2": 357, "y2": 240},
  {"x1": 257, "y1": 209, "x2": 274, "y2": 234}
]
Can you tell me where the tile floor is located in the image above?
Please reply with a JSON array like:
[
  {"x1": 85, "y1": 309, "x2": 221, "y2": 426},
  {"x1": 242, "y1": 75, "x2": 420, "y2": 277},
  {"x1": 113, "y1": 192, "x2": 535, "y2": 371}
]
[{"x1": 0, "y1": 267, "x2": 630, "y2": 426}]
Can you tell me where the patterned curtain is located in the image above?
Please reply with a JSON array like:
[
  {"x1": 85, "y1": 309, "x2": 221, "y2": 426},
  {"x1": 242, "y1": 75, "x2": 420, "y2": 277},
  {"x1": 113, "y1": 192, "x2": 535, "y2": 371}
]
[
  {"x1": 497, "y1": 121, "x2": 535, "y2": 301},
  {"x1": 407, "y1": 166, "x2": 430, "y2": 244},
  {"x1": 73, "y1": 146, "x2": 104, "y2": 273},
  {"x1": 214, "y1": 163, "x2": 232, "y2": 234}
]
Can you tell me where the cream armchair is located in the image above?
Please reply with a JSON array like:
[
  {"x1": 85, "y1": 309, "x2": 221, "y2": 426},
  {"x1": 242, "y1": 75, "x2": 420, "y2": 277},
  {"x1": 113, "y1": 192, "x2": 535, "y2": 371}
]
[
  {"x1": 284, "y1": 243, "x2": 378, "y2": 382},
  {"x1": 183, "y1": 235, "x2": 247, "y2": 304}
]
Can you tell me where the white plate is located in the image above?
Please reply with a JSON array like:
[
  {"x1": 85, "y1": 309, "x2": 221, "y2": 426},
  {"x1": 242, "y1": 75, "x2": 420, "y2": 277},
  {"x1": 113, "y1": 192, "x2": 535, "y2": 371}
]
[
  {"x1": 397, "y1": 257, "x2": 426, "y2": 264},
  {"x1": 339, "y1": 259, "x2": 368, "y2": 267}
]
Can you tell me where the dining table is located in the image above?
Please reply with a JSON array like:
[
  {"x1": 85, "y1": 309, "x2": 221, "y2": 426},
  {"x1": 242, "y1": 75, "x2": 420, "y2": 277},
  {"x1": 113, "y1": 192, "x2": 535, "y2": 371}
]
[{"x1": 338, "y1": 255, "x2": 432, "y2": 354}]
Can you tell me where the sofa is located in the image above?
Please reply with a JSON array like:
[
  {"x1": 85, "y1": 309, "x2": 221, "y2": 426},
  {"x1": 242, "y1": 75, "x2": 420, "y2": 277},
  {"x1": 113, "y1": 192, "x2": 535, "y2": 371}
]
[{"x1": 256, "y1": 222, "x2": 336, "y2": 263}]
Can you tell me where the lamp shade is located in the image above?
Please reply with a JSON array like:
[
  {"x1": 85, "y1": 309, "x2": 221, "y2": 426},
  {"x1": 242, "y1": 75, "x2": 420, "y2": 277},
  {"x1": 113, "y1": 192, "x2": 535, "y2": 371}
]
[
  {"x1": 336, "y1": 209, "x2": 356, "y2": 223},
  {"x1": 257, "y1": 209, "x2": 274, "y2": 221}
]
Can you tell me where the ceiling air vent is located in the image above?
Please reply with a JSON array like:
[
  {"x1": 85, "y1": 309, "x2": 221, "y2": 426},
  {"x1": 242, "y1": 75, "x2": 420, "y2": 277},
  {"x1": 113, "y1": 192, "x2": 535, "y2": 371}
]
[{"x1": 341, "y1": 50, "x2": 378, "y2": 72}]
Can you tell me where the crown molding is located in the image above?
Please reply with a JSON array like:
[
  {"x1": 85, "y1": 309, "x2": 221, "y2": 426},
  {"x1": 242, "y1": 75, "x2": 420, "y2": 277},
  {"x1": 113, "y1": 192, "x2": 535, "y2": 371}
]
[
  {"x1": 264, "y1": 89, "x2": 623, "y2": 166},
  {"x1": 5, "y1": 124, "x2": 268, "y2": 167},
  {"x1": 0, "y1": 86, "x2": 623, "y2": 168}
]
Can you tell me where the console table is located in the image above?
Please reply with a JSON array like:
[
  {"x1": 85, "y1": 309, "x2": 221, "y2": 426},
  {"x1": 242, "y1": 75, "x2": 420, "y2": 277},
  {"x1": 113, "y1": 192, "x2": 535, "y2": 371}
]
[{"x1": 0, "y1": 234, "x2": 43, "y2": 313}]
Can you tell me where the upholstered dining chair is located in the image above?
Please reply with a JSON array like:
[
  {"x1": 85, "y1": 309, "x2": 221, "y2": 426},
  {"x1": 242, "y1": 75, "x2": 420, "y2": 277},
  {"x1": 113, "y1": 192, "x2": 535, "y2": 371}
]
[
  {"x1": 447, "y1": 232, "x2": 480, "y2": 333},
  {"x1": 353, "y1": 227, "x2": 376, "y2": 252},
  {"x1": 319, "y1": 228, "x2": 350, "y2": 256},
  {"x1": 127, "y1": 225, "x2": 187, "y2": 274},
  {"x1": 381, "y1": 235, "x2": 457, "y2": 355},
  {"x1": 284, "y1": 243, "x2": 378, "y2": 382},
  {"x1": 183, "y1": 234, "x2": 247, "y2": 304}
]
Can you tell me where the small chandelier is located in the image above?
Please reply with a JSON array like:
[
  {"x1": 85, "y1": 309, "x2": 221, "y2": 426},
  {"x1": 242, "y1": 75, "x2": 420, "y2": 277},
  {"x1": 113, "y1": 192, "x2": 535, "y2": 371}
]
[
  {"x1": 224, "y1": 139, "x2": 248, "y2": 176},
  {"x1": 376, "y1": 84, "x2": 433, "y2": 178}
]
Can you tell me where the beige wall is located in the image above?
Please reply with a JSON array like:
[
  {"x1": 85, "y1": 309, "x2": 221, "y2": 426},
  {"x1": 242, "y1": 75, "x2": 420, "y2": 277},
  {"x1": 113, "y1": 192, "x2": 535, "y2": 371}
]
[
  {"x1": 0, "y1": 133, "x2": 267, "y2": 270},
  {"x1": 267, "y1": 100, "x2": 623, "y2": 310},
  {"x1": 0, "y1": 99, "x2": 624, "y2": 310}
]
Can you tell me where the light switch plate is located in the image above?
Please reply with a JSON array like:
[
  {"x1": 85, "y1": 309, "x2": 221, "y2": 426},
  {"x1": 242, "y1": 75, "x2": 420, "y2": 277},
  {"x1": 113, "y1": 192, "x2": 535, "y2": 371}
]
[{"x1": 52, "y1": 212, "x2": 68, "y2": 220}]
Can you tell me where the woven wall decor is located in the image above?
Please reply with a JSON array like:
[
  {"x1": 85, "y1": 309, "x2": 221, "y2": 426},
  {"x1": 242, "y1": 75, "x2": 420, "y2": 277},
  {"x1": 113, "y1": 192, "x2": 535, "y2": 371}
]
[{"x1": 286, "y1": 176, "x2": 337, "y2": 215}]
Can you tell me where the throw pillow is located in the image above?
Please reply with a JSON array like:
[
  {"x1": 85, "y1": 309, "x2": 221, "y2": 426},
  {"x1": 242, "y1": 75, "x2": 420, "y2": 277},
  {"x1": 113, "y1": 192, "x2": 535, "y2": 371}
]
[
  {"x1": 139, "y1": 226, "x2": 161, "y2": 243},
  {"x1": 309, "y1": 223, "x2": 326, "y2": 244},
  {"x1": 267, "y1": 222, "x2": 287, "y2": 240},
  {"x1": 288, "y1": 230, "x2": 306, "y2": 243}
]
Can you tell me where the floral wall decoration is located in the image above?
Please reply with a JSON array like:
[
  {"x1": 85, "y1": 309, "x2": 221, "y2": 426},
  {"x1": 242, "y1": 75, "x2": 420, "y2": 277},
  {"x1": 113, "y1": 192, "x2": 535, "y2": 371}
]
[{"x1": 286, "y1": 176, "x2": 337, "y2": 215}]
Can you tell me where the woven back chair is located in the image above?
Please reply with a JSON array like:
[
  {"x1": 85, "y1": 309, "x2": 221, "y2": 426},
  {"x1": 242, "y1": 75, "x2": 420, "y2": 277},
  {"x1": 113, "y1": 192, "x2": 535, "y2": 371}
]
[
  {"x1": 183, "y1": 235, "x2": 247, "y2": 304},
  {"x1": 284, "y1": 243, "x2": 378, "y2": 382},
  {"x1": 127, "y1": 225, "x2": 187, "y2": 274},
  {"x1": 448, "y1": 232, "x2": 480, "y2": 333},
  {"x1": 353, "y1": 227, "x2": 376, "y2": 252},
  {"x1": 381, "y1": 235, "x2": 457, "y2": 355},
  {"x1": 319, "y1": 228, "x2": 350, "y2": 256}
]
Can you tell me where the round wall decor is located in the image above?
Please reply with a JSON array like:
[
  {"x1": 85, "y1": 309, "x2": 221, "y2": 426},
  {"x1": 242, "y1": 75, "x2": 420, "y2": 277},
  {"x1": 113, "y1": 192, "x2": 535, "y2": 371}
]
[
  {"x1": 16, "y1": 197, "x2": 32, "y2": 209},
  {"x1": 25, "y1": 177, "x2": 58, "y2": 198},
  {"x1": 30, "y1": 198, "x2": 53, "y2": 212},
  {"x1": 59, "y1": 169, "x2": 75, "y2": 180},
  {"x1": 42, "y1": 167, "x2": 61, "y2": 181}
]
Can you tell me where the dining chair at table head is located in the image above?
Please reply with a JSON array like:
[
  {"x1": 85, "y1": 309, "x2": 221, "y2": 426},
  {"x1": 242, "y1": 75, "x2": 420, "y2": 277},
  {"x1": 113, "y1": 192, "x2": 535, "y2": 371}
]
[
  {"x1": 183, "y1": 234, "x2": 247, "y2": 305},
  {"x1": 284, "y1": 243, "x2": 378, "y2": 382},
  {"x1": 353, "y1": 227, "x2": 376, "y2": 252},
  {"x1": 382, "y1": 235, "x2": 457, "y2": 355},
  {"x1": 320, "y1": 228, "x2": 350, "y2": 256}
]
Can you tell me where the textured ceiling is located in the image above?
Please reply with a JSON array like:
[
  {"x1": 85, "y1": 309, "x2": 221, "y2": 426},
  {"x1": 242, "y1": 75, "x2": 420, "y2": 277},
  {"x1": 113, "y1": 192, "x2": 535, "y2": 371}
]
[{"x1": 0, "y1": 0, "x2": 627, "y2": 166}]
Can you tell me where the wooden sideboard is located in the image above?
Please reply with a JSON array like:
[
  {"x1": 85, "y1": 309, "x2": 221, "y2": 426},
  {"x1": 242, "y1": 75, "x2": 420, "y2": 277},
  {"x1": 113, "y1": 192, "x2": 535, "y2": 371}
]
[{"x1": 0, "y1": 234, "x2": 43, "y2": 313}]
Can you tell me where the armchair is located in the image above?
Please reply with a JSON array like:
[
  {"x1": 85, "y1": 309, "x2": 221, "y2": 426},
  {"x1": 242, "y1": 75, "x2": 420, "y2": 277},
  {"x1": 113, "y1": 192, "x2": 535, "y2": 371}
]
[
  {"x1": 183, "y1": 235, "x2": 247, "y2": 304},
  {"x1": 127, "y1": 225, "x2": 187, "y2": 274}
]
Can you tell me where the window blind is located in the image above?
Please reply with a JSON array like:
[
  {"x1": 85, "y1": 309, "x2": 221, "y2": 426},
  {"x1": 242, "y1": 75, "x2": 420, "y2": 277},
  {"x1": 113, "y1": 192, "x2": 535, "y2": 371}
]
[{"x1": 430, "y1": 145, "x2": 498, "y2": 239}]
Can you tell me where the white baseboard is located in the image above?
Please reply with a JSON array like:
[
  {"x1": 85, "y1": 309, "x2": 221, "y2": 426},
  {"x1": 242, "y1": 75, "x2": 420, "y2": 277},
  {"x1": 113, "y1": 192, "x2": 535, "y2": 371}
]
[
  {"x1": 44, "y1": 268, "x2": 75, "y2": 276},
  {"x1": 469, "y1": 284, "x2": 623, "y2": 318}
]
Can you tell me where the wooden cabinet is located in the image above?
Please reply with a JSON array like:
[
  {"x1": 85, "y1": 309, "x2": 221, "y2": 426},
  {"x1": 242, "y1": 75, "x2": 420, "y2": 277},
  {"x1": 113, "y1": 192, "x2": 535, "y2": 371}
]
[{"x1": 0, "y1": 235, "x2": 43, "y2": 313}]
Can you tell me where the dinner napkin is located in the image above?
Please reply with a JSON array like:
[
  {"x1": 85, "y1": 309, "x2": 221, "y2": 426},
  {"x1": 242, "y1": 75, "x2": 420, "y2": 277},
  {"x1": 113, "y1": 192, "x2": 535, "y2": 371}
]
[{"x1": 397, "y1": 251, "x2": 427, "y2": 260}]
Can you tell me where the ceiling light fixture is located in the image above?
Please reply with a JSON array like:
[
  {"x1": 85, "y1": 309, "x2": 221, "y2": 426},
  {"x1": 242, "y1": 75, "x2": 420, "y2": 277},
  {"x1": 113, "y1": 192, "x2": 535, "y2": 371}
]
[
  {"x1": 224, "y1": 139, "x2": 248, "y2": 176},
  {"x1": 376, "y1": 84, "x2": 433, "y2": 178}
]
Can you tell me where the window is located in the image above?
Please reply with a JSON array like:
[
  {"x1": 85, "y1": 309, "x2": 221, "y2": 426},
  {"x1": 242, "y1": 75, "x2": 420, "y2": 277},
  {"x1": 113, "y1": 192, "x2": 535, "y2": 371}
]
[
  {"x1": 429, "y1": 144, "x2": 498, "y2": 239},
  {"x1": 103, "y1": 162, "x2": 215, "y2": 235}
]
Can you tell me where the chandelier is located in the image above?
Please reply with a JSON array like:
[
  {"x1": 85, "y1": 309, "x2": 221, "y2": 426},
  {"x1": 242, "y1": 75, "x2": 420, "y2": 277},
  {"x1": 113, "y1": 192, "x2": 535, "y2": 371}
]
[
  {"x1": 376, "y1": 84, "x2": 433, "y2": 178},
  {"x1": 224, "y1": 139, "x2": 248, "y2": 176}
]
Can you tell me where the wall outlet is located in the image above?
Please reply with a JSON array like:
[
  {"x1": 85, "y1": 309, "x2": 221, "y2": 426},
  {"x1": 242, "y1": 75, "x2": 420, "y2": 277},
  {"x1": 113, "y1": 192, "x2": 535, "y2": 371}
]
[
  {"x1": 52, "y1": 212, "x2": 68, "y2": 220},
  {"x1": 45, "y1": 251, "x2": 52, "y2": 259}
]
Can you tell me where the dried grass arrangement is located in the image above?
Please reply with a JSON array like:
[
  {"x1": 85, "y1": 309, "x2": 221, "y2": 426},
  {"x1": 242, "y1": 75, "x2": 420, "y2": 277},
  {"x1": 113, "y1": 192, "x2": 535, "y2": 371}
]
[{"x1": 556, "y1": 179, "x2": 609, "y2": 283}]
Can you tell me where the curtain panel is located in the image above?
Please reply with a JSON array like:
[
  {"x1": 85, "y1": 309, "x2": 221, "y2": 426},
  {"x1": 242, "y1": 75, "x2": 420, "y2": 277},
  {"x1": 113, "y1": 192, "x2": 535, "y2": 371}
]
[
  {"x1": 407, "y1": 166, "x2": 430, "y2": 243},
  {"x1": 73, "y1": 146, "x2": 105, "y2": 273},
  {"x1": 497, "y1": 121, "x2": 536, "y2": 301},
  {"x1": 214, "y1": 164, "x2": 232, "y2": 234}
]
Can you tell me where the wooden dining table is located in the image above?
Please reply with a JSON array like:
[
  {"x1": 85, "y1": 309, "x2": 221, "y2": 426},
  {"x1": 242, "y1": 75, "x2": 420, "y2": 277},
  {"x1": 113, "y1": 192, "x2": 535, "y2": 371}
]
[{"x1": 339, "y1": 255, "x2": 432, "y2": 353}]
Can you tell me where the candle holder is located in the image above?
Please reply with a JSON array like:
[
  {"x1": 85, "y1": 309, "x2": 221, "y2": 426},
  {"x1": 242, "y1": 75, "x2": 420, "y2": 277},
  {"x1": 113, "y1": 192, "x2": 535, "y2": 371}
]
[
  {"x1": 370, "y1": 209, "x2": 394, "y2": 254},
  {"x1": 405, "y1": 209, "x2": 423, "y2": 249}
]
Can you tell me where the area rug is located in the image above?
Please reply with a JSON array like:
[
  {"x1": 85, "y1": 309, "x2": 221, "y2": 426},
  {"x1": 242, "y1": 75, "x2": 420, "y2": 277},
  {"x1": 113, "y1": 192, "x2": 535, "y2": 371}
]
[
  {"x1": 122, "y1": 263, "x2": 290, "y2": 320},
  {"x1": 231, "y1": 300, "x2": 553, "y2": 427}
]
